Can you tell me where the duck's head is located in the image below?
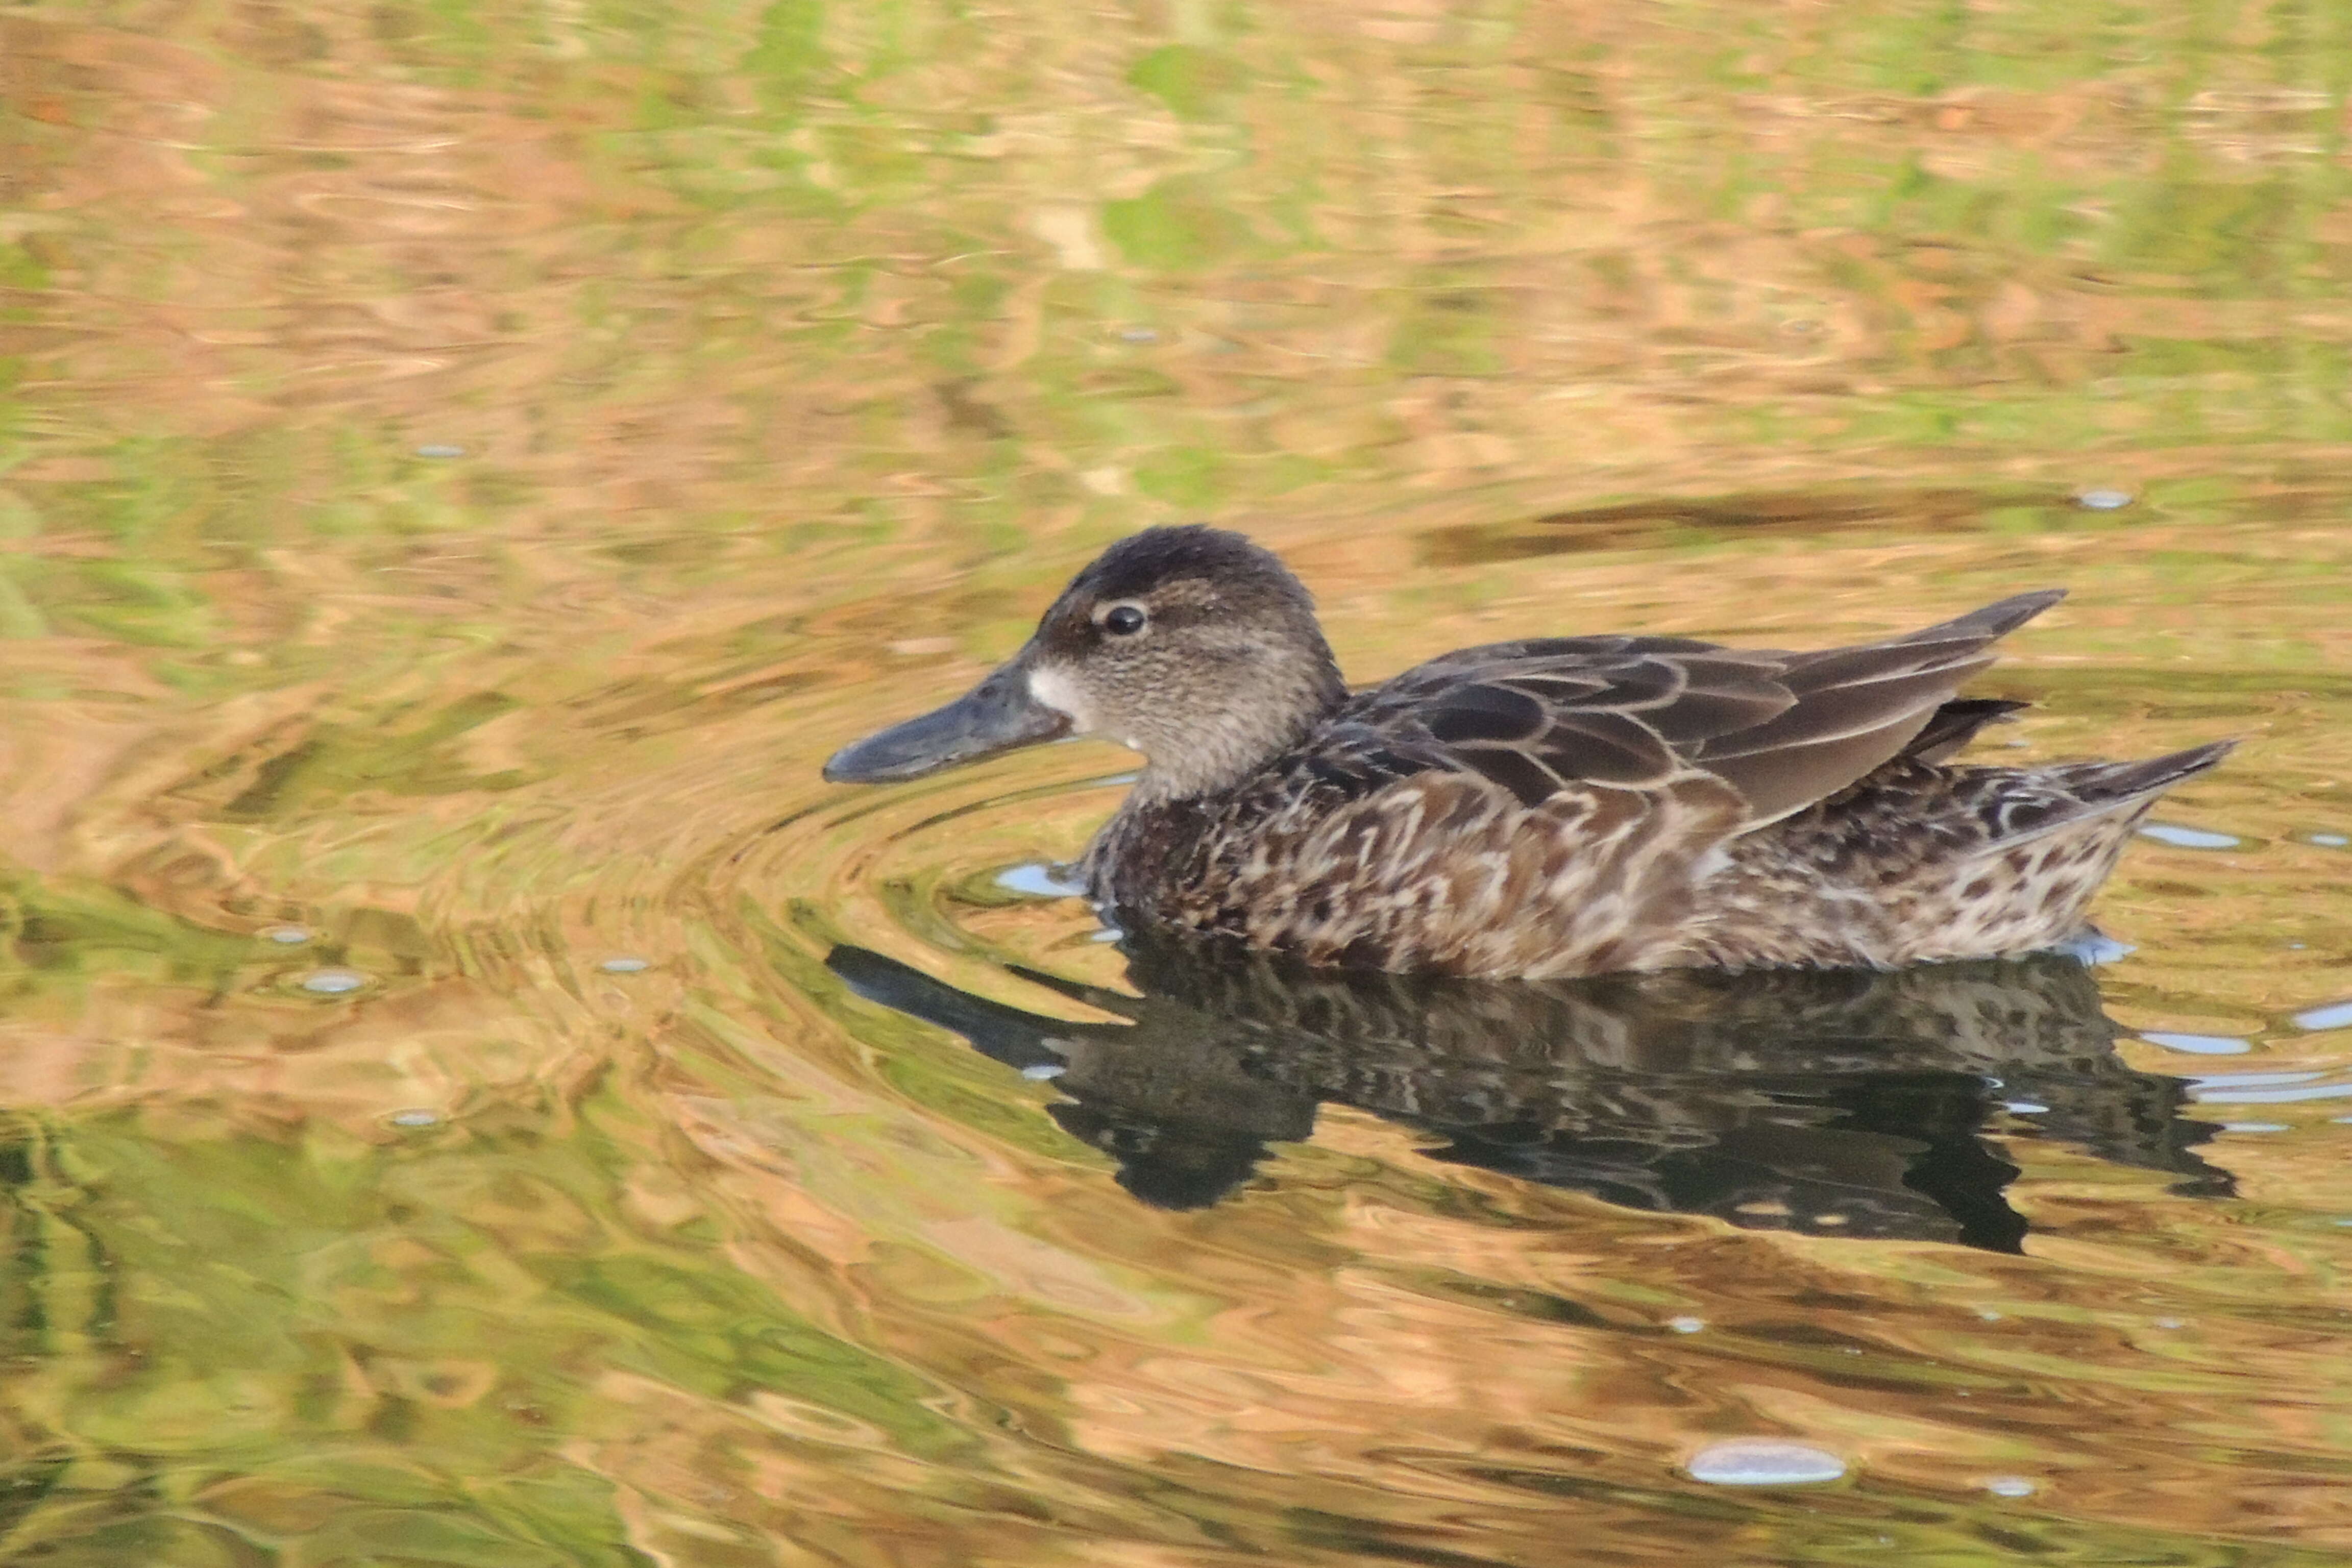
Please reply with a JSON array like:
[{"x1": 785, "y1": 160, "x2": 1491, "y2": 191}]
[{"x1": 824, "y1": 525, "x2": 1346, "y2": 799}]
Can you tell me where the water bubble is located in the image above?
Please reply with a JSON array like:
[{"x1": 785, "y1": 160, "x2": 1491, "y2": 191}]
[
  {"x1": 2138, "y1": 823, "x2": 2240, "y2": 850},
  {"x1": 2151, "y1": 1317, "x2": 2186, "y2": 1329},
  {"x1": 299, "y1": 969, "x2": 367, "y2": 995},
  {"x1": 2074, "y1": 487, "x2": 2134, "y2": 510},
  {"x1": 2003, "y1": 1101, "x2": 2050, "y2": 1115},
  {"x1": 1117, "y1": 326, "x2": 1160, "y2": 344},
  {"x1": 1976, "y1": 1309, "x2": 2004, "y2": 1321},
  {"x1": 2196, "y1": 1069, "x2": 2317, "y2": 1087},
  {"x1": 2188, "y1": 1069, "x2": 2337, "y2": 1103},
  {"x1": 2221, "y1": 1121, "x2": 2290, "y2": 1133},
  {"x1": 1983, "y1": 1476, "x2": 2037, "y2": 1498},
  {"x1": 2291, "y1": 999, "x2": 2352, "y2": 1033},
  {"x1": 2141, "y1": 1032, "x2": 2252, "y2": 1055},
  {"x1": 261, "y1": 925, "x2": 311, "y2": 944},
  {"x1": 2311, "y1": 834, "x2": 2348, "y2": 848},
  {"x1": 996, "y1": 863, "x2": 1085, "y2": 899},
  {"x1": 2057, "y1": 931, "x2": 2134, "y2": 965},
  {"x1": 1686, "y1": 1439, "x2": 1847, "y2": 1486},
  {"x1": 598, "y1": 956, "x2": 650, "y2": 974},
  {"x1": 1020, "y1": 1063, "x2": 1067, "y2": 1081},
  {"x1": 1667, "y1": 1316, "x2": 1706, "y2": 1334},
  {"x1": 413, "y1": 443, "x2": 467, "y2": 458},
  {"x1": 387, "y1": 1109, "x2": 440, "y2": 1129}
]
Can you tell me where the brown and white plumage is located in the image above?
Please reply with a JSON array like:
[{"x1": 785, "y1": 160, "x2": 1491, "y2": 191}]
[{"x1": 825, "y1": 525, "x2": 2233, "y2": 978}]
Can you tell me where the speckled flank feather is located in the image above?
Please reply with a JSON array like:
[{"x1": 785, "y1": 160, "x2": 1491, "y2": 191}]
[
  {"x1": 828, "y1": 525, "x2": 2236, "y2": 978},
  {"x1": 1088, "y1": 743, "x2": 2232, "y2": 978},
  {"x1": 1678, "y1": 746, "x2": 2235, "y2": 972}
]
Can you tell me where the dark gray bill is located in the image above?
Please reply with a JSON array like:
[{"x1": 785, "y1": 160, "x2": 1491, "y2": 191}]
[{"x1": 823, "y1": 660, "x2": 1071, "y2": 783}]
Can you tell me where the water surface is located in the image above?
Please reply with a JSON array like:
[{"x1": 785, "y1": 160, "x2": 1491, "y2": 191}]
[{"x1": 4, "y1": 1, "x2": 2352, "y2": 1562}]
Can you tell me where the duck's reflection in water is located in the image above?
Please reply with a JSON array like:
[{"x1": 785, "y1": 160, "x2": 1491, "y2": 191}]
[{"x1": 826, "y1": 939, "x2": 2233, "y2": 1252}]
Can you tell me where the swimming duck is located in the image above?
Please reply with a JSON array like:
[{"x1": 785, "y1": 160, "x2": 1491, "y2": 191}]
[{"x1": 824, "y1": 526, "x2": 2231, "y2": 979}]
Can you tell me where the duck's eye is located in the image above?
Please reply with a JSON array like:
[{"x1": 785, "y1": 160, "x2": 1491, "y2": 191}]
[{"x1": 1102, "y1": 604, "x2": 1148, "y2": 636}]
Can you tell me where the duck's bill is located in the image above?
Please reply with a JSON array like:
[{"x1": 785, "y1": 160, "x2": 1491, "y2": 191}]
[{"x1": 823, "y1": 663, "x2": 1072, "y2": 784}]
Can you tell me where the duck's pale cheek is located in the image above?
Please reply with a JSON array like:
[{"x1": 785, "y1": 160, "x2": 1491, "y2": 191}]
[{"x1": 1027, "y1": 665, "x2": 1099, "y2": 732}]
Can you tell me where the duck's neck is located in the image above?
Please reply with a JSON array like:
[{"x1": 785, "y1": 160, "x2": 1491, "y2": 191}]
[{"x1": 1127, "y1": 648, "x2": 1348, "y2": 805}]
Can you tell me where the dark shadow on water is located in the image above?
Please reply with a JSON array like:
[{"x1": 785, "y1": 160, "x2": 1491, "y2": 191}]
[
  {"x1": 1416, "y1": 484, "x2": 2075, "y2": 568},
  {"x1": 826, "y1": 938, "x2": 2234, "y2": 1252}
]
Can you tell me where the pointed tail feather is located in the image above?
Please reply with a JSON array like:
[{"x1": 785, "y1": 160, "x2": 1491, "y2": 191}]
[
  {"x1": 1969, "y1": 739, "x2": 2237, "y2": 851},
  {"x1": 1896, "y1": 588, "x2": 2067, "y2": 645},
  {"x1": 1954, "y1": 740, "x2": 2236, "y2": 854},
  {"x1": 2054, "y1": 740, "x2": 2238, "y2": 811}
]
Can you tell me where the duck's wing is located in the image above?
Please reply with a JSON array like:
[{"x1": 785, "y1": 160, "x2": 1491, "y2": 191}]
[{"x1": 1345, "y1": 591, "x2": 2064, "y2": 827}]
